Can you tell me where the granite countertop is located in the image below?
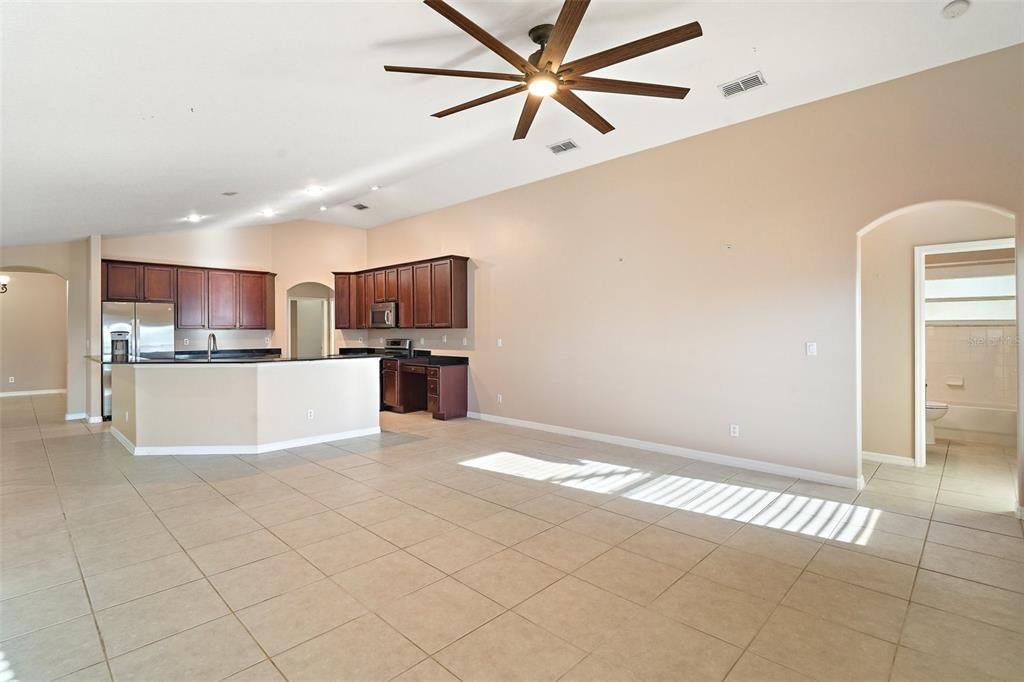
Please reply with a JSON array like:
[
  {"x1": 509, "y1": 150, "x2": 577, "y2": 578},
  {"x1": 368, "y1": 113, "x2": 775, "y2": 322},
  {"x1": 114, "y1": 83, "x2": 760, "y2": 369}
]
[
  {"x1": 337, "y1": 348, "x2": 468, "y2": 366},
  {"x1": 88, "y1": 349, "x2": 383, "y2": 365}
]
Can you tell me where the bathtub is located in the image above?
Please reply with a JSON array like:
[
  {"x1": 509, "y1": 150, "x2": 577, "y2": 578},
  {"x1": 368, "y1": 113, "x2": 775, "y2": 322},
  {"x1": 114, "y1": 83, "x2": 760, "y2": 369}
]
[{"x1": 935, "y1": 402, "x2": 1017, "y2": 447}]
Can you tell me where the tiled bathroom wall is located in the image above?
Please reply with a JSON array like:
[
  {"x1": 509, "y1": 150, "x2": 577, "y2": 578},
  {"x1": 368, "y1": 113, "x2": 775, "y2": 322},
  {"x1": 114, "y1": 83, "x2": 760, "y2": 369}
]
[{"x1": 925, "y1": 324, "x2": 1018, "y2": 408}]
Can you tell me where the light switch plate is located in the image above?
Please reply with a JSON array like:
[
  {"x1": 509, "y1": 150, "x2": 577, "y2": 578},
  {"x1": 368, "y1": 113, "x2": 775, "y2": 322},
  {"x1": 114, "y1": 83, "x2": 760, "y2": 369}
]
[{"x1": 806, "y1": 342, "x2": 817, "y2": 356}]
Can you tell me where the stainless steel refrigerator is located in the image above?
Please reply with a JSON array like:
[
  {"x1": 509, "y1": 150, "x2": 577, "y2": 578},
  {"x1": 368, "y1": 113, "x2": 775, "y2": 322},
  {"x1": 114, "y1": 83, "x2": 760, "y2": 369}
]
[{"x1": 102, "y1": 302, "x2": 175, "y2": 419}]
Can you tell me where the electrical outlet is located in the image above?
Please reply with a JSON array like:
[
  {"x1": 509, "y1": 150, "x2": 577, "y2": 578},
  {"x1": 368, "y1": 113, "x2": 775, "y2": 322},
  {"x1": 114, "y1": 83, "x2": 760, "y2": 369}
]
[
  {"x1": 182, "y1": 338, "x2": 189, "y2": 346},
  {"x1": 496, "y1": 338, "x2": 503, "y2": 348},
  {"x1": 442, "y1": 335, "x2": 447, "y2": 344},
  {"x1": 462, "y1": 337, "x2": 468, "y2": 346},
  {"x1": 805, "y1": 342, "x2": 817, "y2": 356},
  {"x1": 265, "y1": 337, "x2": 271, "y2": 346},
  {"x1": 306, "y1": 409, "x2": 315, "y2": 420},
  {"x1": 497, "y1": 393, "x2": 503, "y2": 404},
  {"x1": 420, "y1": 337, "x2": 425, "y2": 345},
  {"x1": 124, "y1": 410, "x2": 129, "y2": 421},
  {"x1": 729, "y1": 424, "x2": 740, "y2": 437},
  {"x1": 7, "y1": 377, "x2": 13, "y2": 384}
]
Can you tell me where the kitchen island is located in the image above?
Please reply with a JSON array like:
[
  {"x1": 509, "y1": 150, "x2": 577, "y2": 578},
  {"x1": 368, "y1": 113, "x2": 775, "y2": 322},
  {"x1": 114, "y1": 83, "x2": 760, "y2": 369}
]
[{"x1": 103, "y1": 355, "x2": 381, "y2": 455}]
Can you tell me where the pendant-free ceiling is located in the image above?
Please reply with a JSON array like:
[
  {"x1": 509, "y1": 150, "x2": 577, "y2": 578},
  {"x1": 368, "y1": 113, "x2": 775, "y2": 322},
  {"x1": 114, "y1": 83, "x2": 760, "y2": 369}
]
[{"x1": 385, "y1": 0, "x2": 702, "y2": 140}]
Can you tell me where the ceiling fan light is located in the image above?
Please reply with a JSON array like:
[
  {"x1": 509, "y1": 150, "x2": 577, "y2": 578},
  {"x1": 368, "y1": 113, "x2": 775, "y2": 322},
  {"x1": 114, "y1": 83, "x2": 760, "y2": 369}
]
[{"x1": 528, "y1": 73, "x2": 559, "y2": 97}]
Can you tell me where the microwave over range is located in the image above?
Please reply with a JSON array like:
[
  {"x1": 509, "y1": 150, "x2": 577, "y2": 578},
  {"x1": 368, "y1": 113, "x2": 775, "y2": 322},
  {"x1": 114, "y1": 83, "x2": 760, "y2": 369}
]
[{"x1": 370, "y1": 302, "x2": 397, "y2": 328}]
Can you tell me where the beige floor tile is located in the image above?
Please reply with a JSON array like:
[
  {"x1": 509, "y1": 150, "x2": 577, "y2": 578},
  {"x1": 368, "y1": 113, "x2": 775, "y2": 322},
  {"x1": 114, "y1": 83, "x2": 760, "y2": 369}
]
[
  {"x1": 901, "y1": 603, "x2": 1024, "y2": 680},
  {"x1": 466, "y1": 508, "x2": 552, "y2": 546},
  {"x1": 429, "y1": 493, "x2": 504, "y2": 525},
  {"x1": 724, "y1": 525, "x2": 822, "y2": 568},
  {"x1": 599, "y1": 496, "x2": 675, "y2": 523},
  {"x1": 237, "y1": 578, "x2": 367, "y2": 655},
  {"x1": 273, "y1": 613, "x2": 425, "y2": 681},
  {"x1": 782, "y1": 571, "x2": 907, "y2": 642},
  {"x1": 333, "y1": 551, "x2": 445, "y2": 609},
  {"x1": 855, "y1": 491, "x2": 934, "y2": 519},
  {"x1": 339, "y1": 495, "x2": 417, "y2": 526},
  {"x1": 912, "y1": 569, "x2": 1024, "y2": 634},
  {"x1": 928, "y1": 521, "x2": 1024, "y2": 562},
  {"x1": 245, "y1": 494, "x2": 328, "y2": 527},
  {"x1": 725, "y1": 652, "x2": 814, "y2": 682},
  {"x1": 188, "y1": 529, "x2": 289, "y2": 576},
  {"x1": 222, "y1": 660, "x2": 286, "y2": 682},
  {"x1": 369, "y1": 511, "x2": 457, "y2": 548},
  {"x1": 935, "y1": 488, "x2": 1016, "y2": 515},
  {"x1": 890, "y1": 646, "x2": 1000, "y2": 682},
  {"x1": 435, "y1": 611, "x2": 584, "y2": 681},
  {"x1": 85, "y1": 552, "x2": 202, "y2": 610},
  {"x1": 514, "y1": 526, "x2": 611, "y2": 572},
  {"x1": 408, "y1": 528, "x2": 504, "y2": 574},
  {"x1": 0, "y1": 553, "x2": 80, "y2": 600},
  {"x1": 828, "y1": 526, "x2": 925, "y2": 565},
  {"x1": 514, "y1": 576, "x2": 645, "y2": 652},
  {"x1": 75, "y1": 529, "x2": 181, "y2": 577},
  {"x1": 377, "y1": 577, "x2": 504, "y2": 654},
  {"x1": 298, "y1": 527, "x2": 398, "y2": 575},
  {"x1": 559, "y1": 653, "x2": 641, "y2": 682},
  {"x1": 108, "y1": 615, "x2": 263, "y2": 681},
  {"x1": 55, "y1": 662, "x2": 113, "y2": 682},
  {"x1": 209, "y1": 551, "x2": 323, "y2": 609},
  {"x1": 515, "y1": 494, "x2": 592, "y2": 524},
  {"x1": 2, "y1": 615, "x2": 105, "y2": 682},
  {"x1": 749, "y1": 606, "x2": 895, "y2": 682},
  {"x1": 392, "y1": 658, "x2": 459, "y2": 682},
  {"x1": 652, "y1": 573, "x2": 775, "y2": 647},
  {"x1": 267, "y1": 510, "x2": 358, "y2": 548},
  {"x1": 454, "y1": 549, "x2": 563, "y2": 609},
  {"x1": 95, "y1": 579, "x2": 228, "y2": 657},
  {"x1": 574, "y1": 547, "x2": 682, "y2": 605},
  {"x1": 68, "y1": 513, "x2": 166, "y2": 554},
  {"x1": 656, "y1": 508, "x2": 743, "y2": 543},
  {"x1": 142, "y1": 482, "x2": 222, "y2": 511},
  {"x1": 832, "y1": 508, "x2": 931, "y2": 541},
  {"x1": 931, "y1": 504, "x2": 1023, "y2": 538},
  {"x1": 473, "y1": 481, "x2": 546, "y2": 507},
  {"x1": 691, "y1": 546, "x2": 801, "y2": 602},
  {"x1": 560, "y1": 508, "x2": 648, "y2": 545},
  {"x1": 862, "y1": 478, "x2": 938, "y2": 502},
  {"x1": 64, "y1": 497, "x2": 151, "y2": 528},
  {"x1": 806, "y1": 545, "x2": 917, "y2": 598},
  {"x1": 1, "y1": 529, "x2": 74, "y2": 570},
  {"x1": 594, "y1": 608, "x2": 741, "y2": 681},
  {"x1": 167, "y1": 510, "x2": 263, "y2": 549},
  {"x1": 618, "y1": 525, "x2": 717, "y2": 571},
  {"x1": 920, "y1": 541, "x2": 1024, "y2": 593},
  {"x1": 0, "y1": 580, "x2": 90, "y2": 641},
  {"x1": 156, "y1": 496, "x2": 242, "y2": 529}
]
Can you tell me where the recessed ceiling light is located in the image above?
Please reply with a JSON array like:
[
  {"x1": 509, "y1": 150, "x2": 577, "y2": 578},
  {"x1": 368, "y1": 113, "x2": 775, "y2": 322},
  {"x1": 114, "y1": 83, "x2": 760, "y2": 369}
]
[
  {"x1": 319, "y1": 205, "x2": 328, "y2": 212},
  {"x1": 185, "y1": 213, "x2": 203, "y2": 223},
  {"x1": 260, "y1": 208, "x2": 276, "y2": 218},
  {"x1": 305, "y1": 185, "x2": 325, "y2": 196},
  {"x1": 370, "y1": 185, "x2": 381, "y2": 191},
  {"x1": 942, "y1": 0, "x2": 970, "y2": 18}
]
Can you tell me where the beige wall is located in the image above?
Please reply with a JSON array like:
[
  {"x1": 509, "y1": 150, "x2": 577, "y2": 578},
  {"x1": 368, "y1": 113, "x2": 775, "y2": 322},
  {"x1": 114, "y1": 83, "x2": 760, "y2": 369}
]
[
  {"x1": 0, "y1": 272, "x2": 68, "y2": 392},
  {"x1": 862, "y1": 203, "x2": 1015, "y2": 460},
  {"x1": 365, "y1": 46, "x2": 1024, "y2": 481}
]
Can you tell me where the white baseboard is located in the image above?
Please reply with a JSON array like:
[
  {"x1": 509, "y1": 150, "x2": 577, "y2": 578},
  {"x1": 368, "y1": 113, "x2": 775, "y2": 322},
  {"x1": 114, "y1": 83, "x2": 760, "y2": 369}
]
[
  {"x1": 862, "y1": 451, "x2": 916, "y2": 467},
  {"x1": 467, "y1": 412, "x2": 863, "y2": 490},
  {"x1": 65, "y1": 412, "x2": 88, "y2": 421},
  {"x1": 0, "y1": 388, "x2": 66, "y2": 397},
  {"x1": 111, "y1": 426, "x2": 381, "y2": 456},
  {"x1": 1018, "y1": 506, "x2": 1023, "y2": 521},
  {"x1": 87, "y1": 416, "x2": 104, "y2": 424}
]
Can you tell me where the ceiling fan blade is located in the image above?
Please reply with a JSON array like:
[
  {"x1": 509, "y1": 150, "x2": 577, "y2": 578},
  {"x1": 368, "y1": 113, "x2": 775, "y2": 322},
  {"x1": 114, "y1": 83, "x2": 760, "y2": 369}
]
[
  {"x1": 513, "y1": 95, "x2": 543, "y2": 140},
  {"x1": 423, "y1": 0, "x2": 537, "y2": 74},
  {"x1": 558, "y1": 21, "x2": 702, "y2": 76},
  {"x1": 384, "y1": 66, "x2": 525, "y2": 82},
  {"x1": 563, "y1": 76, "x2": 689, "y2": 99},
  {"x1": 539, "y1": 0, "x2": 590, "y2": 73},
  {"x1": 552, "y1": 89, "x2": 614, "y2": 134},
  {"x1": 432, "y1": 83, "x2": 527, "y2": 118}
]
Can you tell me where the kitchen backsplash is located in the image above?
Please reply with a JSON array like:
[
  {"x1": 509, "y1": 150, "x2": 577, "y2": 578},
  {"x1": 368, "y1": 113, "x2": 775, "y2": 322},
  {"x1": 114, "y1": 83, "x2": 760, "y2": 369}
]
[{"x1": 175, "y1": 329, "x2": 272, "y2": 351}]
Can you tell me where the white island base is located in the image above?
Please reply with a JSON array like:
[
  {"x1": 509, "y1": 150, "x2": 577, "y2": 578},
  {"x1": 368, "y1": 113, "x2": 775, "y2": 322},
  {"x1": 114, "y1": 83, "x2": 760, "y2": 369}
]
[{"x1": 110, "y1": 357, "x2": 381, "y2": 455}]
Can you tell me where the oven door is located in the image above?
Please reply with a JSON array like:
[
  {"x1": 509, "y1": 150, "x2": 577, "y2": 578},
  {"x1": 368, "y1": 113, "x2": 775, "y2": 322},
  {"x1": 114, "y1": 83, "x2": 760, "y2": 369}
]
[{"x1": 369, "y1": 302, "x2": 396, "y2": 328}]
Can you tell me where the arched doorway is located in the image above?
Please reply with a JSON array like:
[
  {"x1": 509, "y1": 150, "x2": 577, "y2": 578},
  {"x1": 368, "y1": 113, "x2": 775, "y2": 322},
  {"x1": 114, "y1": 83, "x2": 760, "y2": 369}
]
[
  {"x1": 287, "y1": 282, "x2": 333, "y2": 359},
  {"x1": 856, "y1": 200, "x2": 1020, "y2": 516}
]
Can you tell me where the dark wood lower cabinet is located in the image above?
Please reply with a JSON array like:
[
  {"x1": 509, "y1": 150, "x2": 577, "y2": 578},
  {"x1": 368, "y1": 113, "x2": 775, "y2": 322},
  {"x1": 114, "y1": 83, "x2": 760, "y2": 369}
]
[
  {"x1": 382, "y1": 366, "x2": 399, "y2": 407},
  {"x1": 388, "y1": 362, "x2": 467, "y2": 420}
]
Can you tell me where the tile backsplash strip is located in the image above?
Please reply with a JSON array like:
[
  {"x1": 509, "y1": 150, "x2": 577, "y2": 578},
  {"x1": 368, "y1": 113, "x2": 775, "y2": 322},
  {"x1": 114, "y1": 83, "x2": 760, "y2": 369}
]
[
  {"x1": 175, "y1": 329, "x2": 272, "y2": 351},
  {"x1": 925, "y1": 324, "x2": 1018, "y2": 408}
]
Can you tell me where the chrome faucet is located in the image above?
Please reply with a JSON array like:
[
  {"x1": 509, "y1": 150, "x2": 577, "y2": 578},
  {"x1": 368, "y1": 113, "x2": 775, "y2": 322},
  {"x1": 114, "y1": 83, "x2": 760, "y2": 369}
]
[{"x1": 206, "y1": 333, "x2": 218, "y2": 361}]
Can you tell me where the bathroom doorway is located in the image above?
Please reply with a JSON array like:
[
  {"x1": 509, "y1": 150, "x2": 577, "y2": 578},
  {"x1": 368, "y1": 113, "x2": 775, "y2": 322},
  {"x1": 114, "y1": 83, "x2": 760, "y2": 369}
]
[
  {"x1": 287, "y1": 282, "x2": 333, "y2": 360},
  {"x1": 915, "y1": 238, "x2": 1017, "y2": 467}
]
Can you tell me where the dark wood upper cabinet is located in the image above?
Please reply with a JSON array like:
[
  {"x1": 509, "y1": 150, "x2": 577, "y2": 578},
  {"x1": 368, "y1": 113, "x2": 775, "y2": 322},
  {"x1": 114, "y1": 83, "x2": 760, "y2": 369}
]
[
  {"x1": 385, "y1": 268, "x2": 398, "y2": 302},
  {"x1": 142, "y1": 265, "x2": 176, "y2": 302},
  {"x1": 238, "y1": 272, "x2": 267, "y2": 329},
  {"x1": 176, "y1": 268, "x2": 206, "y2": 329},
  {"x1": 412, "y1": 263, "x2": 432, "y2": 328},
  {"x1": 353, "y1": 274, "x2": 366, "y2": 329},
  {"x1": 106, "y1": 262, "x2": 143, "y2": 301},
  {"x1": 362, "y1": 272, "x2": 375, "y2": 326},
  {"x1": 430, "y1": 260, "x2": 452, "y2": 328},
  {"x1": 334, "y1": 274, "x2": 352, "y2": 329},
  {"x1": 207, "y1": 271, "x2": 239, "y2": 329},
  {"x1": 373, "y1": 271, "x2": 387, "y2": 303},
  {"x1": 101, "y1": 262, "x2": 109, "y2": 301},
  {"x1": 397, "y1": 266, "x2": 413, "y2": 328}
]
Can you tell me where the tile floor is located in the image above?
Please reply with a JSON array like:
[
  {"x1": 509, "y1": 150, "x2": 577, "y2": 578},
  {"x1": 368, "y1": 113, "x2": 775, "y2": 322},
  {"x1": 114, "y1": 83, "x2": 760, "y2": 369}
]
[{"x1": 2, "y1": 393, "x2": 1023, "y2": 681}]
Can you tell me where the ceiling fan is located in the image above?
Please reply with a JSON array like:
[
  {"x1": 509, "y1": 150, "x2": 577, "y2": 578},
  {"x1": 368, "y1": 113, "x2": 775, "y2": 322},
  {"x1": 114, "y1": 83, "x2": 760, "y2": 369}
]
[{"x1": 384, "y1": 0, "x2": 702, "y2": 140}]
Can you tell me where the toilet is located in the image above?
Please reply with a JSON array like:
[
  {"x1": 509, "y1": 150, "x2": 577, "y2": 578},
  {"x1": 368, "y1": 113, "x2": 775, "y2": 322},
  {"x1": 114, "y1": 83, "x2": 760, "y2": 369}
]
[{"x1": 925, "y1": 401, "x2": 949, "y2": 445}]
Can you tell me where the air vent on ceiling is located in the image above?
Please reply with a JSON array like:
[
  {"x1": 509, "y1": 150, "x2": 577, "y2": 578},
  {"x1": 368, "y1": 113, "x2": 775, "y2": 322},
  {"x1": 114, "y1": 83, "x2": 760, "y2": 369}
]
[
  {"x1": 547, "y1": 139, "x2": 579, "y2": 155},
  {"x1": 352, "y1": 203, "x2": 370, "y2": 211},
  {"x1": 719, "y1": 71, "x2": 766, "y2": 98}
]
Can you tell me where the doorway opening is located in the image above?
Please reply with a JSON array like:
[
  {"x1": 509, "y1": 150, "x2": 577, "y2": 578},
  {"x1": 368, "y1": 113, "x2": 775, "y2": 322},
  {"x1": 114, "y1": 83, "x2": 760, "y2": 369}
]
[{"x1": 287, "y1": 282, "x2": 333, "y2": 359}]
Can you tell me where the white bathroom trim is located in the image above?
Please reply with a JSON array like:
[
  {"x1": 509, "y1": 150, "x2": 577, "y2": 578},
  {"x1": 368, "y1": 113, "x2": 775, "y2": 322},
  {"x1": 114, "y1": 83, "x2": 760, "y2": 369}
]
[
  {"x1": 913, "y1": 237, "x2": 1016, "y2": 468},
  {"x1": 862, "y1": 451, "x2": 915, "y2": 467},
  {"x1": 468, "y1": 412, "x2": 864, "y2": 490}
]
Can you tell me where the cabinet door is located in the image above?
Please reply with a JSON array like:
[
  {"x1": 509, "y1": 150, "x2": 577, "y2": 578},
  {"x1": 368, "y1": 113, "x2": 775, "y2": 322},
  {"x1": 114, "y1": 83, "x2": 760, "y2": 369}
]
[
  {"x1": 362, "y1": 273, "x2": 375, "y2": 324},
  {"x1": 143, "y1": 265, "x2": 176, "y2": 302},
  {"x1": 334, "y1": 275, "x2": 352, "y2": 329},
  {"x1": 397, "y1": 266, "x2": 413, "y2": 328},
  {"x1": 354, "y1": 274, "x2": 366, "y2": 329},
  {"x1": 431, "y1": 260, "x2": 453, "y2": 328},
  {"x1": 238, "y1": 272, "x2": 267, "y2": 329},
  {"x1": 106, "y1": 262, "x2": 142, "y2": 301},
  {"x1": 385, "y1": 269, "x2": 398, "y2": 301},
  {"x1": 101, "y1": 262, "x2": 109, "y2": 301},
  {"x1": 207, "y1": 271, "x2": 239, "y2": 329},
  {"x1": 373, "y1": 271, "x2": 387, "y2": 303},
  {"x1": 176, "y1": 268, "x2": 206, "y2": 329},
  {"x1": 382, "y1": 370, "x2": 399, "y2": 407},
  {"x1": 413, "y1": 263, "x2": 432, "y2": 328}
]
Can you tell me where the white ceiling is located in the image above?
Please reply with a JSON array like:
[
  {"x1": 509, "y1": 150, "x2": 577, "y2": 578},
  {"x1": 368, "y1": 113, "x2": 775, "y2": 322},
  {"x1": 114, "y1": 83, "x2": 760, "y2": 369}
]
[{"x1": 2, "y1": 1, "x2": 1021, "y2": 246}]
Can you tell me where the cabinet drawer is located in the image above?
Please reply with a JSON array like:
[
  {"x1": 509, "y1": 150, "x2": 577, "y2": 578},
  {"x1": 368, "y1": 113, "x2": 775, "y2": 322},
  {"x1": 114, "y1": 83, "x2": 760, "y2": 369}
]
[
  {"x1": 427, "y1": 378, "x2": 439, "y2": 396},
  {"x1": 382, "y1": 359, "x2": 399, "y2": 370},
  {"x1": 427, "y1": 367, "x2": 440, "y2": 378},
  {"x1": 402, "y1": 364, "x2": 426, "y2": 375},
  {"x1": 427, "y1": 396, "x2": 439, "y2": 414}
]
